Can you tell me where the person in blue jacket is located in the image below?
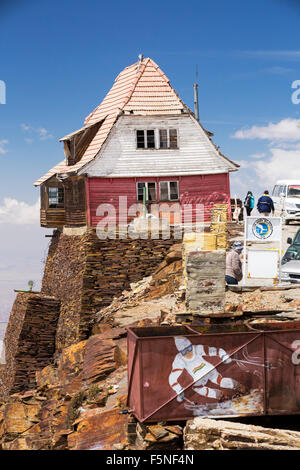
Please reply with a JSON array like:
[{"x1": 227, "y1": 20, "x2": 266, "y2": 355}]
[
  {"x1": 257, "y1": 190, "x2": 274, "y2": 216},
  {"x1": 244, "y1": 191, "x2": 255, "y2": 216}
]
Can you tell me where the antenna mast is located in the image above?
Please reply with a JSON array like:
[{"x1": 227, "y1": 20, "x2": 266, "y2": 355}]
[{"x1": 193, "y1": 65, "x2": 199, "y2": 121}]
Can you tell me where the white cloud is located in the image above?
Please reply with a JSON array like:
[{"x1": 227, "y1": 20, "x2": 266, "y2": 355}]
[
  {"x1": 234, "y1": 159, "x2": 252, "y2": 168},
  {"x1": 231, "y1": 117, "x2": 300, "y2": 193},
  {"x1": 232, "y1": 118, "x2": 300, "y2": 142},
  {"x1": 252, "y1": 148, "x2": 300, "y2": 187},
  {"x1": 0, "y1": 139, "x2": 8, "y2": 155},
  {"x1": 250, "y1": 152, "x2": 266, "y2": 159},
  {"x1": 0, "y1": 198, "x2": 40, "y2": 225},
  {"x1": 21, "y1": 123, "x2": 54, "y2": 141}
]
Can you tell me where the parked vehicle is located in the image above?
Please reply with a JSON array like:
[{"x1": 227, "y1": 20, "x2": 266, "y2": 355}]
[
  {"x1": 282, "y1": 228, "x2": 300, "y2": 265},
  {"x1": 272, "y1": 180, "x2": 300, "y2": 224},
  {"x1": 281, "y1": 260, "x2": 300, "y2": 283}
]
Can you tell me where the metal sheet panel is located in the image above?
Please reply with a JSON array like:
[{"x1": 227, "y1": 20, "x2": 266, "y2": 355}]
[
  {"x1": 127, "y1": 323, "x2": 300, "y2": 422},
  {"x1": 265, "y1": 330, "x2": 300, "y2": 415}
]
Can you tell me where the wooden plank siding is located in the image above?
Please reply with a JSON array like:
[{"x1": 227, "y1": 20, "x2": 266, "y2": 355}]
[
  {"x1": 81, "y1": 114, "x2": 236, "y2": 178},
  {"x1": 40, "y1": 178, "x2": 66, "y2": 228},
  {"x1": 40, "y1": 176, "x2": 87, "y2": 228},
  {"x1": 86, "y1": 173, "x2": 230, "y2": 227},
  {"x1": 64, "y1": 176, "x2": 87, "y2": 227}
]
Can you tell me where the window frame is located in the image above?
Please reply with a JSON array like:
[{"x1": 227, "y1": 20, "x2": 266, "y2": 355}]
[
  {"x1": 159, "y1": 180, "x2": 179, "y2": 201},
  {"x1": 136, "y1": 181, "x2": 157, "y2": 202},
  {"x1": 136, "y1": 128, "x2": 179, "y2": 150},
  {"x1": 136, "y1": 129, "x2": 156, "y2": 149},
  {"x1": 47, "y1": 185, "x2": 65, "y2": 209}
]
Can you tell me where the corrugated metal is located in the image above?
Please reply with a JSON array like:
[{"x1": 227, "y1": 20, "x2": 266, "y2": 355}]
[
  {"x1": 82, "y1": 114, "x2": 236, "y2": 179},
  {"x1": 127, "y1": 322, "x2": 300, "y2": 423}
]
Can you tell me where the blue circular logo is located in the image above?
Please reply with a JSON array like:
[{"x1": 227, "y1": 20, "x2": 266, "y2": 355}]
[{"x1": 252, "y1": 218, "x2": 273, "y2": 239}]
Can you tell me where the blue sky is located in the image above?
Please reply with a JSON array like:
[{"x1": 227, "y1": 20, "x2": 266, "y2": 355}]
[{"x1": 0, "y1": 0, "x2": 300, "y2": 324}]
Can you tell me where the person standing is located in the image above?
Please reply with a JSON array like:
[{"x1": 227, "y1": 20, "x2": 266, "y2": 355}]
[
  {"x1": 225, "y1": 241, "x2": 243, "y2": 285},
  {"x1": 244, "y1": 191, "x2": 255, "y2": 216},
  {"x1": 257, "y1": 190, "x2": 274, "y2": 216}
]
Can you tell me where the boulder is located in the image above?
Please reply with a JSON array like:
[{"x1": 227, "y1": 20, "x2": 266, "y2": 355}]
[{"x1": 184, "y1": 417, "x2": 300, "y2": 450}]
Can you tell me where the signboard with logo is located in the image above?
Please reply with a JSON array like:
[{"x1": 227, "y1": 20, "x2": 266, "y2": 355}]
[
  {"x1": 245, "y1": 217, "x2": 282, "y2": 242},
  {"x1": 243, "y1": 216, "x2": 282, "y2": 283}
]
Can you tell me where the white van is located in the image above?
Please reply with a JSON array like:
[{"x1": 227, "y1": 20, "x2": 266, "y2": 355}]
[{"x1": 272, "y1": 180, "x2": 300, "y2": 224}]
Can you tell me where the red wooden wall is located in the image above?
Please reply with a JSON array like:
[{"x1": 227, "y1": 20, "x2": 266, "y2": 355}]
[{"x1": 86, "y1": 173, "x2": 231, "y2": 227}]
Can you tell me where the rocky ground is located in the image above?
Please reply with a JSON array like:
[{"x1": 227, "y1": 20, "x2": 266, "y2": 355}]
[{"x1": 2, "y1": 230, "x2": 300, "y2": 450}]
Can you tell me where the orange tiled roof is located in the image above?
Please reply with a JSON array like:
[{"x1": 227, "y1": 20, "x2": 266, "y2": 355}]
[{"x1": 34, "y1": 58, "x2": 187, "y2": 186}]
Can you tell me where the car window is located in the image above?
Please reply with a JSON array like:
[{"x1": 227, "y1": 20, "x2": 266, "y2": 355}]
[
  {"x1": 287, "y1": 185, "x2": 300, "y2": 198},
  {"x1": 293, "y1": 230, "x2": 300, "y2": 245}
]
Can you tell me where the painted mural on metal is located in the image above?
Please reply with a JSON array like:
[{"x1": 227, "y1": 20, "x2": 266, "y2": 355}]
[{"x1": 127, "y1": 324, "x2": 300, "y2": 422}]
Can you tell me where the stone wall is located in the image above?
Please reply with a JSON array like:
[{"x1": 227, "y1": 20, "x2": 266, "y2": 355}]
[
  {"x1": 185, "y1": 250, "x2": 226, "y2": 315},
  {"x1": 42, "y1": 229, "x2": 178, "y2": 351},
  {"x1": 0, "y1": 293, "x2": 60, "y2": 397},
  {"x1": 0, "y1": 229, "x2": 178, "y2": 397}
]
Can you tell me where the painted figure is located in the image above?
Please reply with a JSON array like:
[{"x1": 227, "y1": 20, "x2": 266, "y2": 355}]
[{"x1": 169, "y1": 337, "x2": 240, "y2": 402}]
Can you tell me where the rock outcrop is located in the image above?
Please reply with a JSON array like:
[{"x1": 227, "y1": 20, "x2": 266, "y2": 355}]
[
  {"x1": 0, "y1": 293, "x2": 60, "y2": 398},
  {"x1": 184, "y1": 417, "x2": 300, "y2": 450}
]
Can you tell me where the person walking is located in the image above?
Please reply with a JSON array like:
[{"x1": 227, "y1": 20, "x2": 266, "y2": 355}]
[
  {"x1": 244, "y1": 191, "x2": 255, "y2": 216},
  {"x1": 257, "y1": 190, "x2": 274, "y2": 216},
  {"x1": 225, "y1": 241, "x2": 243, "y2": 285}
]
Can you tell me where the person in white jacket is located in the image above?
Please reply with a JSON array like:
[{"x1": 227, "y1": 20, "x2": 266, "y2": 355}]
[{"x1": 169, "y1": 337, "x2": 239, "y2": 402}]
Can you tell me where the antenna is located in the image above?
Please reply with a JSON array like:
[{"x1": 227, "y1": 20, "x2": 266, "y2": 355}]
[{"x1": 193, "y1": 65, "x2": 199, "y2": 122}]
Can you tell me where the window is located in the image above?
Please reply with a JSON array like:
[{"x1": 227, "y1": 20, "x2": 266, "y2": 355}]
[
  {"x1": 136, "y1": 130, "x2": 155, "y2": 149},
  {"x1": 147, "y1": 130, "x2": 155, "y2": 148},
  {"x1": 136, "y1": 129, "x2": 179, "y2": 149},
  {"x1": 137, "y1": 130, "x2": 145, "y2": 149},
  {"x1": 48, "y1": 187, "x2": 64, "y2": 209},
  {"x1": 137, "y1": 182, "x2": 157, "y2": 201},
  {"x1": 169, "y1": 129, "x2": 178, "y2": 149},
  {"x1": 159, "y1": 130, "x2": 168, "y2": 149},
  {"x1": 159, "y1": 129, "x2": 178, "y2": 149},
  {"x1": 288, "y1": 185, "x2": 300, "y2": 198},
  {"x1": 159, "y1": 181, "x2": 179, "y2": 201}
]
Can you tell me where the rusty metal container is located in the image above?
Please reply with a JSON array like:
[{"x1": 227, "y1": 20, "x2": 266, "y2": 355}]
[{"x1": 127, "y1": 322, "x2": 300, "y2": 422}]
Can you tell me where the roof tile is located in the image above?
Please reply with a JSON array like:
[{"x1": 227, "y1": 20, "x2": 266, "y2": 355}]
[{"x1": 34, "y1": 58, "x2": 190, "y2": 185}]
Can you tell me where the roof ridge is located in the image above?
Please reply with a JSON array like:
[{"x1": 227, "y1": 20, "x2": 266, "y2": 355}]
[
  {"x1": 84, "y1": 58, "x2": 148, "y2": 126},
  {"x1": 120, "y1": 58, "x2": 151, "y2": 112}
]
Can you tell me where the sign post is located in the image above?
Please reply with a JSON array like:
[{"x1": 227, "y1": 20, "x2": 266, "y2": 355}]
[{"x1": 243, "y1": 216, "x2": 282, "y2": 284}]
